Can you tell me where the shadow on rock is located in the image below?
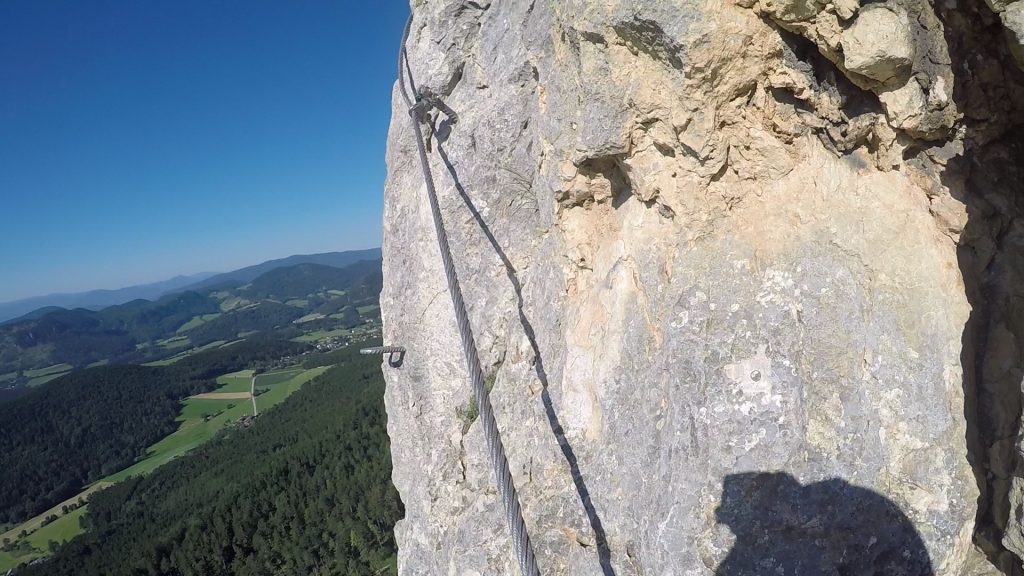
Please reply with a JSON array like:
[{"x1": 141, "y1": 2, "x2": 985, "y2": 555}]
[{"x1": 715, "y1": 472, "x2": 933, "y2": 575}]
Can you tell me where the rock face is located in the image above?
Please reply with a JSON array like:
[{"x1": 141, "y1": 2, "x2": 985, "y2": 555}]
[
  {"x1": 840, "y1": 5, "x2": 914, "y2": 83},
  {"x1": 382, "y1": 0, "x2": 1024, "y2": 574}
]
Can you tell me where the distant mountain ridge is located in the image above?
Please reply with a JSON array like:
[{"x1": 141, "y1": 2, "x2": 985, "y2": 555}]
[
  {"x1": 175, "y1": 249, "x2": 382, "y2": 294},
  {"x1": 0, "y1": 255, "x2": 384, "y2": 380},
  {"x1": 0, "y1": 248, "x2": 382, "y2": 323},
  {"x1": 0, "y1": 274, "x2": 214, "y2": 325}
]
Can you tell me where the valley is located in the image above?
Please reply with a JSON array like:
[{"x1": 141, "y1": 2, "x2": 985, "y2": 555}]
[
  {"x1": 0, "y1": 365, "x2": 330, "y2": 570},
  {"x1": 0, "y1": 256, "x2": 383, "y2": 399},
  {"x1": 0, "y1": 253, "x2": 398, "y2": 574}
]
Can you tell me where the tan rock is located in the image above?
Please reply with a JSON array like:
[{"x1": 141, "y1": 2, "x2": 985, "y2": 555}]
[
  {"x1": 760, "y1": 0, "x2": 826, "y2": 22},
  {"x1": 1002, "y1": 2, "x2": 1024, "y2": 68},
  {"x1": 833, "y1": 0, "x2": 859, "y2": 20},
  {"x1": 879, "y1": 79, "x2": 926, "y2": 131},
  {"x1": 383, "y1": 2, "x2": 1016, "y2": 575},
  {"x1": 840, "y1": 6, "x2": 914, "y2": 83},
  {"x1": 986, "y1": 0, "x2": 1016, "y2": 13}
]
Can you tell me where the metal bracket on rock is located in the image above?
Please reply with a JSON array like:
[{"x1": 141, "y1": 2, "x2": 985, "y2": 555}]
[
  {"x1": 360, "y1": 345, "x2": 406, "y2": 367},
  {"x1": 411, "y1": 87, "x2": 459, "y2": 125}
]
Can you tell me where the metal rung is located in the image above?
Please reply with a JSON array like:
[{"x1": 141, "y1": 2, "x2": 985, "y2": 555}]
[
  {"x1": 361, "y1": 345, "x2": 406, "y2": 367},
  {"x1": 360, "y1": 346, "x2": 406, "y2": 355}
]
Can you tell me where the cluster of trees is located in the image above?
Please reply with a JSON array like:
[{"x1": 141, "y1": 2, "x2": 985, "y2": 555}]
[
  {"x1": 3, "y1": 308, "x2": 136, "y2": 368},
  {"x1": 102, "y1": 291, "x2": 221, "y2": 342},
  {"x1": 0, "y1": 365, "x2": 187, "y2": 523},
  {"x1": 244, "y1": 261, "x2": 380, "y2": 300},
  {"x1": 186, "y1": 302, "x2": 305, "y2": 346},
  {"x1": 300, "y1": 338, "x2": 381, "y2": 369},
  {"x1": 0, "y1": 292, "x2": 217, "y2": 373},
  {"x1": 22, "y1": 346, "x2": 402, "y2": 576},
  {"x1": 0, "y1": 339, "x2": 309, "y2": 525}
]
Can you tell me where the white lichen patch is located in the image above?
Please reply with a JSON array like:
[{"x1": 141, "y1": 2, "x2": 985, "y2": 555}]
[
  {"x1": 723, "y1": 345, "x2": 782, "y2": 415},
  {"x1": 806, "y1": 390, "x2": 846, "y2": 453},
  {"x1": 756, "y1": 268, "x2": 796, "y2": 307}
]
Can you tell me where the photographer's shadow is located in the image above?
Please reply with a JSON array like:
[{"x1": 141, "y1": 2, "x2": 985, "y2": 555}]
[{"x1": 715, "y1": 472, "x2": 933, "y2": 575}]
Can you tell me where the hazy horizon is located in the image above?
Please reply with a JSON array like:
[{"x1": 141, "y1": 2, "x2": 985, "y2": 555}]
[{"x1": 0, "y1": 244, "x2": 383, "y2": 305}]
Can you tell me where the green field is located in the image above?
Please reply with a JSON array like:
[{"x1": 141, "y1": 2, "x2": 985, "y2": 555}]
[
  {"x1": 251, "y1": 367, "x2": 325, "y2": 409},
  {"x1": 0, "y1": 546, "x2": 39, "y2": 570},
  {"x1": 157, "y1": 335, "x2": 191, "y2": 350},
  {"x1": 103, "y1": 366, "x2": 325, "y2": 483},
  {"x1": 0, "y1": 482, "x2": 108, "y2": 572},
  {"x1": 218, "y1": 296, "x2": 252, "y2": 312},
  {"x1": 0, "y1": 365, "x2": 326, "y2": 571},
  {"x1": 0, "y1": 371, "x2": 18, "y2": 383},
  {"x1": 24, "y1": 364, "x2": 72, "y2": 378},
  {"x1": 176, "y1": 313, "x2": 221, "y2": 333},
  {"x1": 178, "y1": 398, "x2": 233, "y2": 420},
  {"x1": 214, "y1": 370, "x2": 254, "y2": 393},
  {"x1": 294, "y1": 328, "x2": 350, "y2": 343},
  {"x1": 27, "y1": 372, "x2": 69, "y2": 388},
  {"x1": 294, "y1": 312, "x2": 325, "y2": 323},
  {"x1": 0, "y1": 505, "x2": 89, "y2": 570},
  {"x1": 356, "y1": 304, "x2": 380, "y2": 315},
  {"x1": 142, "y1": 339, "x2": 229, "y2": 367},
  {"x1": 26, "y1": 507, "x2": 87, "y2": 550},
  {"x1": 256, "y1": 368, "x2": 303, "y2": 388}
]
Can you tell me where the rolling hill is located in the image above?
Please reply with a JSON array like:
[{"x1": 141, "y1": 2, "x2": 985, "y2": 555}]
[
  {"x1": 174, "y1": 248, "x2": 382, "y2": 293},
  {"x1": 0, "y1": 273, "x2": 214, "y2": 324},
  {"x1": 0, "y1": 248, "x2": 383, "y2": 324},
  {"x1": 0, "y1": 256, "x2": 383, "y2": 392},
  {"x1": 13, "y1": 346, "x2": 401, "y2": 576}
]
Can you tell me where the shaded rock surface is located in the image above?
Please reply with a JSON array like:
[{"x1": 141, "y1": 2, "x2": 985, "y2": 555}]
[
  {"x1": 382, "y1": 0, "x2": 1024, "y2": 574},
  {"x1": 1004, "y1": 3, "x2": 1024, "y2": 67}
]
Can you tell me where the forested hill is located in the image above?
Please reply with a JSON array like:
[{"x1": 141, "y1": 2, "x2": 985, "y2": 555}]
[
  {"x1": 0, "y1": 257, "x2": 382, "y2": 384},
  {"x1": 20, "y1": 346, "x2": 402, "y2": 576},
  {"x1": 0, "y1": 339, "x2": 309, "y2": 525},
  {"x1": 177, "y1": 248, "x2": 381, "y2": 293},
  {"x1": 0, "y1": 249, "x2": 383, "y2": 324}
]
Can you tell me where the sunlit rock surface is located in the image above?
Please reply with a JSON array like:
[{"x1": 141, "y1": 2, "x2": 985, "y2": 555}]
[{"x1": 382, "y1": 0, "x2": 1024, "y2": 574}]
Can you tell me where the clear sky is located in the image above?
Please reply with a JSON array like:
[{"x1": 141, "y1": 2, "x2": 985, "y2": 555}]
[{"x1": 0, "y1": 1, "x2": 409, "y2": 303}]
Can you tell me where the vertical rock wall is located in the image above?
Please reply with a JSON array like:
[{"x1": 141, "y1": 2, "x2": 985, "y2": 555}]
[{"x1": 382, "y1": 0, "x2": 1024, "y2": 574}]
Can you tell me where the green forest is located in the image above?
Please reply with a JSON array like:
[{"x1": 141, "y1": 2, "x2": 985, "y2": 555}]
[
  {"x1": 0, "y1": 339, "x2": 309, "y2": 525},
  {"x1": 18, "y1": 345, "x2": 402, "y2": 576}
]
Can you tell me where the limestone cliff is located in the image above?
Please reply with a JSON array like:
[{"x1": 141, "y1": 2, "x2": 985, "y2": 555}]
[{"x1": 381, "y1": 0, "x2": 1024, "y2": 574}]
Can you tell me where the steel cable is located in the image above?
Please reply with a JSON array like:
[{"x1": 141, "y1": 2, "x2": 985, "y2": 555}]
[{"x1": 395, "y1": 13, "x2": 541, "y2": 576}]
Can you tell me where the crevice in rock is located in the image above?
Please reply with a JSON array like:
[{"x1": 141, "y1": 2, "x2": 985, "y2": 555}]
[
  {"x1": 611, "y1": 18, "x2": 685, "y2": 70},
  {"x1": 935, "y1": 0, "x2": 1024, "y2": 143},
  {"x1": 954, "y1": 132, "x2": 1024, "y2": 575},
  {"x1": 938, "y1": 3, "x2": 1024, "y2": 572},
  {"x1": 768, "y1": 25, "x2": 889, "y2": 155},
  {"x1": 777, "y1": 26, "x2": 882, "y2": 118},
  {"x1": 556, "y1": 155, "x2": 633, "y2": 210},
  {"x1": 578, "y1": 157, "x2": 631, "y2": 199},
  {"x1": 579, "y1": 30, "x2": 608, "y2": 46}
]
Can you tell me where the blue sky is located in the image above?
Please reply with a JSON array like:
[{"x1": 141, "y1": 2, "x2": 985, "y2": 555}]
[{"x1": 0, "y1": 1, "x2": 408, "y2": 302}]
